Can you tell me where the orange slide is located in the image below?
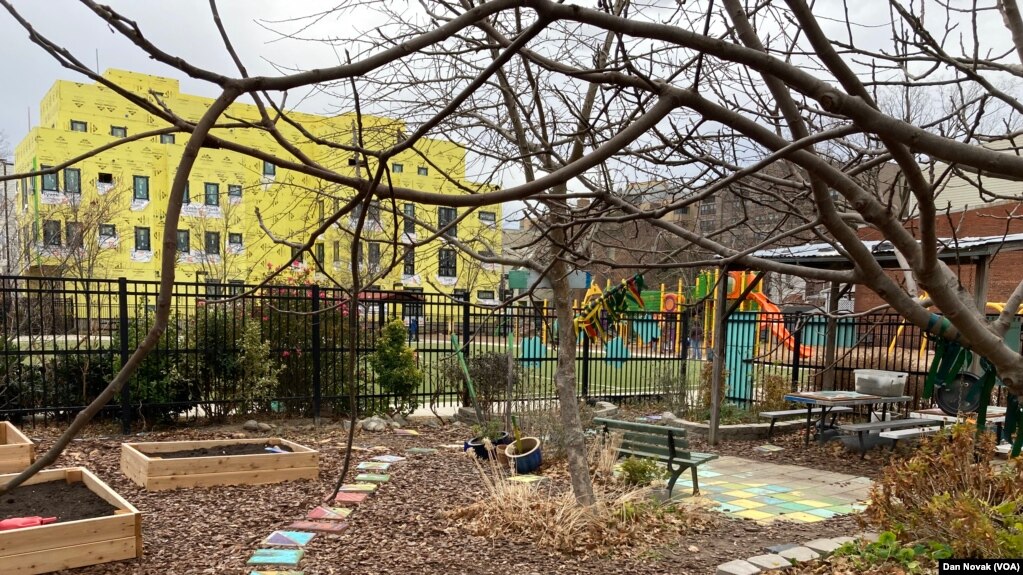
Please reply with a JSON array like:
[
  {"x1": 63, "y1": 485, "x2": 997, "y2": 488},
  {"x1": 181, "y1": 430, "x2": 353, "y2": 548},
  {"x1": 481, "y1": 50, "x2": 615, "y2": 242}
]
[{"x1": 747, "y1": 292, "x2": 814, "y2": 357}]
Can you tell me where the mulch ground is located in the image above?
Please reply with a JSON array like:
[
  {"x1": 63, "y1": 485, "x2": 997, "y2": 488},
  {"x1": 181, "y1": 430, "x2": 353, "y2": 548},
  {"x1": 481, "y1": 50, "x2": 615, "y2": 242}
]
[
  {"x1": 149, "y1": 442, "x2": 294, "y2": 459},
  {"x1": 6, "y1": 417, "x2": 874, "y2": 574},
  {"x1": 1, "y1": 480, "x2": 117, "y2": 523}
]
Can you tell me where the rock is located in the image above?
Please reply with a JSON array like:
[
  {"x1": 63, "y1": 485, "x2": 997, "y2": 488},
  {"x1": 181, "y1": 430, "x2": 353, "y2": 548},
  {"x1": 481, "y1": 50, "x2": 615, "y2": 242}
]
[
  {"x1": 858, "y1": 532, "x2": 880, "y2": 543},
  {"x1": 803, "y1": 538, "x2": 842, "y2": 556},
  {"x1": 257, "y1": 422, "x2": 273, "y2": 432},
  {"x1": 779, "y1": 546, "x2": 820, "y2": 563},
  {"x1": 715, "y1": 559, "x2": 761, "y2": 575},
  {"x1": 661, "y1": 411, "x2": 679, "y2": 420},
  {"x1": 243, "y1": 420, "x2": 259, "y2": 431},
  {"x1": 593, "y1": 401, "x2": 619, "y2": 417},
  {"x1": 422, "y1": 419, "x2": 441, "y2": 429},
  {"x1": 362, "y1": 416, "x2": 388, "y2": 432},
  {"x1": 450, "y1": 421, "x2": 465, "y2": 428},
  {"x1": 229, "y1": 432, "x2": 248, "y2": 439},
  {"x1": 388, "y1": 421, "x2": 401, "y2": 429},
  {"x1": 392, "y1": 413, "x2": 409, "y2": 426},
  {"x1": 747, "y1": 554, "x2": 791, "y2": 570},
  {"x1": 831, "y1": 536, "x2": 856, "y2": 546}
]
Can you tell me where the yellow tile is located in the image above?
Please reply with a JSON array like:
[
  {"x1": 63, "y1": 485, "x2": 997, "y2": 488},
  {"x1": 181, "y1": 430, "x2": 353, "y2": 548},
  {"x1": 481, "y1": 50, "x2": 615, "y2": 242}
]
[
  {"x1": 744, "y1": 483, "x2": 765, "y2": 487},
  {"x1": 733, "y1": 509, "x2": 774, "y2": 521},
  {"x1": 797, "y1": 500, "x2": 832, "y2": 509},
  {"x1": 703, "y1": 479, "x2": 724, "y2": 486},
  {"x1": 732, "y1": 499, "x2": 766, "y2": 510},
  {"x1": 781, "y1": 511, "x2": 827, "y2": 523},
  {"x1": 723, "y1": 490, "x2": 756, "y2": 498}
]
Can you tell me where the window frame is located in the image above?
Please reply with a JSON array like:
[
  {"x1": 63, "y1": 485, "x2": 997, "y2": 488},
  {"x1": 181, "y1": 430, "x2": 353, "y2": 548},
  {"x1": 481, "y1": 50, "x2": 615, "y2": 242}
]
[
  {"x1": 368, "y1": 242, "x2": 381, "y2": 271},
  {"x1": 403, "y1": 203, "x2": 416, "y2": 234},
  {"x1": 263, "y1": 161, "x2": 276, "y2": 177},
  {"x1": 403, "y1": 248, "x2": 415, "y2": 275},
  {"x1": 70, "y1": 120, "x2": 88, "y2": 132},
  {"x1": 315, "y1": 242, "x2": 325, "y2": 263},
  {"x1": 135, "y1": 226, "x2": 151, "y2": 251},
  {"x1": 176, "y1": 229, "x2": 190, "y2": 254},
  {"x1": 204, "y1": 182, "x2": 220, "y2": 206},
  {"x1": 99, "y1": 224, "x2": 117, "y2": 240},
  {"x1": 204, "y1": 231, "x2": 221, "y2": 255},
  {"x1": 66, "y1": 222, "x2": 83, "y2": 248},
  {"x1": 63, "y1": 168, "x2": 81, "y2": 195},
  {"x1": 228, "y1": 232, "x2": 243, "y2": 246},
  {"x1": 438, "y1": 248, "x2": 457, "y2": 277},
  {"x1": 392, "y1": 163, "x2": 404, "y2": 173},
  {"x1": 42, "y1": 220, "x2": 61, "y2": 246},
  {"x1": 159, "y1": 133, "x2": 175, "y2": 144},
  {"x1": 110, "y1": 126, "x2": 127, "y2": 138},
  {"x1": 417, "y1": 166, "x2": 429, "y2": 176},
  {"x1": 478, "y1": 211, "x2": 497, "y2": 226},
  {"x1": 438, "y1": 207, "x2": 457, "y2": 238},
  {"x1": 133, "y1": 175, "x2": 150, "y2": 201},
  {"x1": 40, "y1": 166, "x2": 58, "y2": 192},
  {"x1": 477, "y1": 290, "x2": 496, "y2": 301},
  {"x1": 227, "y1": 184, "x2": 242, "y2": 198}
]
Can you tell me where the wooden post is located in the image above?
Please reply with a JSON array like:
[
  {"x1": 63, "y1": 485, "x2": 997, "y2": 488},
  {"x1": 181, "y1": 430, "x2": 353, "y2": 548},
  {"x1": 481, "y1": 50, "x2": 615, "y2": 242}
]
[{"x1": 822, "y1": 281, "x2": 841, "y2": 390}]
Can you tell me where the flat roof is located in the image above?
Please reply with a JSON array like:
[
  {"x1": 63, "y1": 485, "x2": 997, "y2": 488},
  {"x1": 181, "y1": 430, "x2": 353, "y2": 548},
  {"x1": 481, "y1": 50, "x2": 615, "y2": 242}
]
[{"x1": 749, "y1": 233, "x2": 1023, "y2": 269}]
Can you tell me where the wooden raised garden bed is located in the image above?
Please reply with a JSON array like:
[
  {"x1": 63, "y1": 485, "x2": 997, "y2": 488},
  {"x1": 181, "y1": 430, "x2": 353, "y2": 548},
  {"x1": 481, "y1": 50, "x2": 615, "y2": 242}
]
[
  {"x1": 121, "y1": 437, "x2": 319, "y2": 491},
  {"x1": 0, "y1": 466, "x2": 142, "y2": 575},
  {"x1": 0, "y1": 421, "x2": 35, "y2": 473}
]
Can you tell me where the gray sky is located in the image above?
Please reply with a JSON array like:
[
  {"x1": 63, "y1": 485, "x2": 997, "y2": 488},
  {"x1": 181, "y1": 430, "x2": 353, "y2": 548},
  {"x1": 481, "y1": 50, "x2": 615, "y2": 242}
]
[{"x1": 0, "y1": 0, "x2": 352, "y2": 151}]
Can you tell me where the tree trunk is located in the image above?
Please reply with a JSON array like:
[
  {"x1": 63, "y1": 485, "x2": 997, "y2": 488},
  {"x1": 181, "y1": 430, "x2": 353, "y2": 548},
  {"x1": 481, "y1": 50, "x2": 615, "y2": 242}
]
[{"x1": 548, "y1": 250, "x2": 596, "y2": 506}]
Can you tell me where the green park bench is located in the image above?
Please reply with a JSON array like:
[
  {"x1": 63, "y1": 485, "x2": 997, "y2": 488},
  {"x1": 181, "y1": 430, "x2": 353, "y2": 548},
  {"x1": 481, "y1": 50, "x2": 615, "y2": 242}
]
[{"x1": 593, "y1": 417, "x2": 718, "y2": 496}]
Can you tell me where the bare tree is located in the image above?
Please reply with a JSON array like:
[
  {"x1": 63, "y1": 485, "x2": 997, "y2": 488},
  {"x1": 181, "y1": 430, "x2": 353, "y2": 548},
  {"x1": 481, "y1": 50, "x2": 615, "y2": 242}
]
[{"x1": 4, "y1": 0, "x2": 1023, "y2": 498}]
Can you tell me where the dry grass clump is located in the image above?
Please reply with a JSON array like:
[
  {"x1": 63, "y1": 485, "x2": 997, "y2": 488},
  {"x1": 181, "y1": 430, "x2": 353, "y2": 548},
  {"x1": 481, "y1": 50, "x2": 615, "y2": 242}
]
[{"x1": 445, "y1": 436, "x2": 716, "y2": 555}]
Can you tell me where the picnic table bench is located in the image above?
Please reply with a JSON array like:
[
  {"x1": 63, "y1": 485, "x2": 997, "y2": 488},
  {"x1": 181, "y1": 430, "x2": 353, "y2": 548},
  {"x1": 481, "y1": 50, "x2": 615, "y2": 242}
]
[
  {"x1": 759, "y1": 406, "x2": 853, "y2": 438},
  {"x1": 878, "y1": 425, "x2": 944, "y2": 449},
  {"x1": 593, "y1": 417, "x2": 717, "y2": 496},
  {"x1": 838, "y1": 418, "x2": 939, "y2": 458}
]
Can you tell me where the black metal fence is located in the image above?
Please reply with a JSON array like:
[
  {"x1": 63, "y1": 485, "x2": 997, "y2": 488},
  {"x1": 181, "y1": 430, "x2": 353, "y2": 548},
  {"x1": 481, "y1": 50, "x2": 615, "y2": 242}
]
[{"x1": 0, "y1": 274, "x2": 1007, "y2": 430}]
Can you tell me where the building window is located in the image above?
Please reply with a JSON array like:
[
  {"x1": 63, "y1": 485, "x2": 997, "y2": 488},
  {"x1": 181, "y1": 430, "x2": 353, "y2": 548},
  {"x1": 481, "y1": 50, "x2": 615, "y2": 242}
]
[
  {"x1": 205, "y1": 279, "x2": 223, "y2": 298},
  {"x1": 347, "y1": 156, "x2": 368, "y2": 167},
  {"x1": 228, "y1": 280, "x2": 245, "y2": 295},
  {"x1": 333, "y1": 241, "x2": 340, "y2": 262},
  {"x1": 228, "y1": 232, "x2": 243, "y2": 247},
  {"x1": 368, "y1": 202, "x2": 381, "y2": 227},
  {"x1": 315, "y1": 242, "x2": 325, "y2": 263},
  {"x1": 41, "y1": 166, "x2": 58, "y2": 191},
  {"x1": 438, "y1": 249, "x2": 457, "y2": 277},
  {"x1": 699, "y1": 198, "x2": 715, "y2": 215},
  {"x1": 438, "y1": 207, "x2": 457, "y2": 238},
  {"x1": 67, "y1": 222, "x2": 83, "y2": 248},
  {"x1": 43, "y1": 220, "x2": 61, "y2": 246},
  {"x1": 159, "y1": 133, "x2": 175, "y2": 144},
  {"x1": 135, "y1": 227, "x2": 151, "y2": 251},
  {"x1": 478, "y1": 290, "x2": 495, "y2": 301},
  {"x1": 679, "y1": 206, "x2": 689, "y2": 215},
  {"x1": 263, "y1": 161, "x2": 276, "y2": 177},
  {"x1": 479, "y1": 211, "x2": 496, "y2": 227},
  {"x1": 417, "y1": 166, "x2": 428, "y2": 176},
  {"x1": 183, "y1": 182, "x2": 191, "y2": 204},
  {"x1": 403, "y1": 249, "x2": 415, "y2": 275},
  {"x1": 98, "y1": 172, "x2": 113, "y2": 186},
  {"x1": 70, "y1": 120, "x2": 88, "y2": 132},
  {"x1": 64, "y1": 168, "x2": 81, "y2": 194},
  {"x1": 204, "y1": 231, "x2": 220, "y2": 255},
  {"x1": 177, "y1": 230, "x2": 190, "y2": 253},
  {"x1": 403, "y1": 203, "x2": 415, "y2": 234},
  {"x1": 291, "y1": 246, "x2": 303, "y2": 264},
  {"x1": 368, "y1": 242, "x2": 380, "y2": 272},
  {"x1": 318, "y1": 200, "x2": 325, "y2": 223},
  {"x1": 204, "y1": 182, "x2": 219, "y2": 206},
  {"x1": 99, "y1": 224, "x2": 116, "y2": 240},
  {"x1": 228, "y1": 184, "x2": 242, "y2": 198},
  {"x1": 110, "y1": 126, "x2": 127, "y2": 138},
  {"x1": 392, "y1": 163, "x2": 404, "y2": 173},
  {"x1": 133, "y1": 176, "x2": 149, "y2": 200}
]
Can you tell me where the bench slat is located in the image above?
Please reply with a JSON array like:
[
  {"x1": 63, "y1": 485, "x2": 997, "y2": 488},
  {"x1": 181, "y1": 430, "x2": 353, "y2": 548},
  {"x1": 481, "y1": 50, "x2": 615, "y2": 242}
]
[
  {"x1": 617, "y1": 447, "x2": 716, "y2": 467},
  {"x1": 619, "y1": 441, "x2": 689, "y2": 461},
  {"x1": 878, "y1": 426, "x2": 942, "y2": 440},
  {"x1": 594, "y1": 417, "x2": 687, "y2": 436},
  {"x1": 759, "y1": 406, "x2": 853, "y2": 419},
  {"x1": 839, "y1": 419, "x2": 931, "y2": 433}
]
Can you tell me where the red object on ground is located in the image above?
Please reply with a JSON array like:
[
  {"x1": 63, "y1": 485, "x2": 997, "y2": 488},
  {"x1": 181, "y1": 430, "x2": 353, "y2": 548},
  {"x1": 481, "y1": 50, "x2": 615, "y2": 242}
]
[{"x1": 0, "y1": 516, "x2": 57, "y2": 530}]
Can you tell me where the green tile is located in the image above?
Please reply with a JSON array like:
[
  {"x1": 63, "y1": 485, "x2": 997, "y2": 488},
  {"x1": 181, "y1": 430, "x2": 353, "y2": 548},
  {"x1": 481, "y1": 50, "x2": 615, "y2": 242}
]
[
  {"x1": 744, "y1": 487, "x2": 776, "y2": 496},
  {"x1": 755, "y1": 505, "x2": 790, "y2": 515},
  {"x1": 824, "y1": 504, "x2": 857, "y2": 515},
  {"x1": 772, "y1": 493, "x2": 802, "y2": 502},
  {"x1": 806, "y1": 507, "x2": 839, "y2": 519},
  {"x1": 709, "y1": 494, "x2": 738, "y2": 503},
  {"x1": 750, "y1": 495, "x2": 785, "y2": 505},
  {"x1": 762, "y1": 485, "x2": 791, "y2": 493},
  {"x1": 777, "y1": 502, "x2": 815, "y2": 512},
  {"x1": 714, "y1": 502, "x2": 745, "y2": 513}
]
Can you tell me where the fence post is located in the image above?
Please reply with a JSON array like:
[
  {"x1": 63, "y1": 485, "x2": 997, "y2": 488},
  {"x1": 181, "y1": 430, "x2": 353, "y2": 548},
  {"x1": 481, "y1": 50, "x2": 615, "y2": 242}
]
[
  {"x1": 312, "y1": 285, "x2": 321, "y2": 424},
  {"x1": 118, "y1": 277, "x2": 131, "y2": 435},
  {"x1": 461, "y1": 291, "x2": 471, "y2": 356},
  {"x1": 581, "y1": 331, "x2": 590, "y2": 398},
  {"x1": 790, "y1": 318, "x2": 802, "y2": 392}
]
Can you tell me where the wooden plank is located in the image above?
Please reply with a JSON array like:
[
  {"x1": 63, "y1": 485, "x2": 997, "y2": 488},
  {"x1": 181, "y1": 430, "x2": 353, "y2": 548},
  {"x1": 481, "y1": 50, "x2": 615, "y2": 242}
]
[
  {"x1": 80, "y1": 468, "x2": 140, "y2": 513},
  {"x1": 145, "y1": 466, "x2": 319, "y2": 491},
  {"x1": 119, "y1": 446, "x2": 148, "y2": 488},
  {"x1": 0, "y1": 422, "x2": 35, "y2": 473},
  {"x1": 146, "y1": 450, "x2": 318, "y2": 477},
  {"x1": 3, "y1": 536, "x2": 138, "y2": 575},
  {"x1": 839, "y1": 419, "x2": 931, "y2": 433},
  {"x1": 0, "y1": 467, "x2": 72, "y2": 488},
  {"x1": 125, "y1": 437, "x2": 290, "y2": 455},
  {"x1": 0, "y1": 514, "x2": 135, "y2": 555},
  {"x1": 4, "y1": 421, "x2": 33, "y2": 445}
]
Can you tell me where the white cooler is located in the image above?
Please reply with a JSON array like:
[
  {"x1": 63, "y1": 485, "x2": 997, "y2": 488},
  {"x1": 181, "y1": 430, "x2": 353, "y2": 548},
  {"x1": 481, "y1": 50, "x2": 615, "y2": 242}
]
[{"x1": 854, "y1": 369, "x2": 908, "y2": 397}]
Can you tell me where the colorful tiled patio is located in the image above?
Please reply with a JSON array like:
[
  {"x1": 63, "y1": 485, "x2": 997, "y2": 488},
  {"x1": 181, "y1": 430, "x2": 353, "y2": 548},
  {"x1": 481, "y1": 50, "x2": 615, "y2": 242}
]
[{"x1": 678, "y1": 456, "x2": 871, "y2": 524}]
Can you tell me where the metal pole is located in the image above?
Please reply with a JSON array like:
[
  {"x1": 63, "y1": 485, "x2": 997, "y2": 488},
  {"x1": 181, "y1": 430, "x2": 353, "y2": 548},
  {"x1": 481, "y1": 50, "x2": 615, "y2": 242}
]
[
  {"x1": 312, "y1": 285, "x2": 322, "y2": 424},
  {"x1": 581, "y1": 331, "x2": 591, "y2": 398},
  {"x1": 118, "y1": 277, "x2": 131, "y2": 435},
  {"x1": 709, "y1": 265, "x2": 729, "y2": 446}
]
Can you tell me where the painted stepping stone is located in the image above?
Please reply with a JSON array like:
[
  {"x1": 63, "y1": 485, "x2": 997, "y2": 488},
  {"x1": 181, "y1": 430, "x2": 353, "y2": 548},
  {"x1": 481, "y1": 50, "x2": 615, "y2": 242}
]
[
  {"x1": 289, "y1": 520, "x2": 349, "y2": 533},
  {"x1": 261, "y1": 531, "x2": 316, "y2": 548},
  {"x1": 250, "y1": 571, "x2": 304, "y2": 575},
  {"x1": 338, "y1": 483, "x2": 378, "y2": 492},
  {"x1": 357, "y1": 461, "x2": 391, "y2": 471},
  {"x1": 307, "y1": 505, "x2": 352, "y2": 520},
  {"x1": 393, "y1": 429, "x2": 420, "y2": 436},
  {"x1": 372, "y1": 455, "x2": 406, "y2": 463},
  {"x1": 409, "y1": 447, "x2": 440, "y2": 453},
  {"x1": 437, "y1": 445, "x2": 463, "y2": 451},
  {"x1": 333, "y1": 492, "x2": 370, "y2": 505},
  {"x1": 506, "y1": 474, "x2": 546, "y2": 483},
  {"x1": 355, "y1": 473, "x2": 390, "y2": 483},
  {"x1": 247, "y1": 549, "x2": 304, "y2": 566}
]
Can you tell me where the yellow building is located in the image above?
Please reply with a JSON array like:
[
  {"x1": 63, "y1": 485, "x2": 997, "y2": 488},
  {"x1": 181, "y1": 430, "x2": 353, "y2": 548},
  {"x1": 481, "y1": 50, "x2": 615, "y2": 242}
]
[{"x1": 15, "y1": 70, "x2": 503, "y2": 303}]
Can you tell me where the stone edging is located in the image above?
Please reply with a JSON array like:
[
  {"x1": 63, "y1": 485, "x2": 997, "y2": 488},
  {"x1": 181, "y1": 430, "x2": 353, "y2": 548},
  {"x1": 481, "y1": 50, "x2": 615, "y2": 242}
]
[{"x1": 673, "y1": 417, "x2": 805, "y2": 440}]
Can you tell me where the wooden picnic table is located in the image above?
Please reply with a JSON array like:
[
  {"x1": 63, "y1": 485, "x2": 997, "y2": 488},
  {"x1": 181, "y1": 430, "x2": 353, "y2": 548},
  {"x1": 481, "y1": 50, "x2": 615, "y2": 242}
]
[{"x1": 783, "y1": 391, "x2": 913, "y2": 447}]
